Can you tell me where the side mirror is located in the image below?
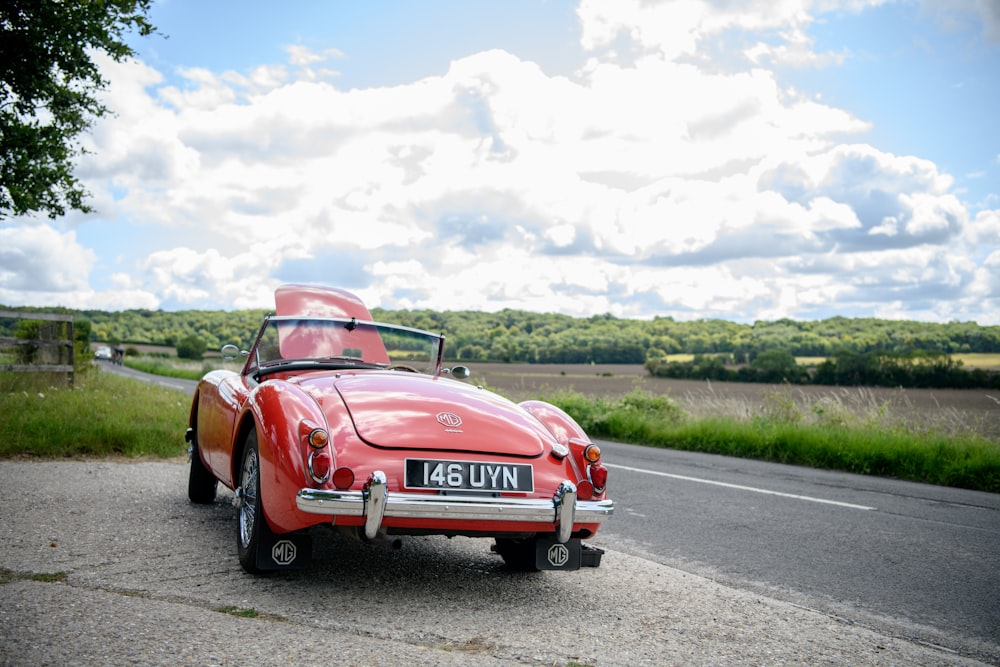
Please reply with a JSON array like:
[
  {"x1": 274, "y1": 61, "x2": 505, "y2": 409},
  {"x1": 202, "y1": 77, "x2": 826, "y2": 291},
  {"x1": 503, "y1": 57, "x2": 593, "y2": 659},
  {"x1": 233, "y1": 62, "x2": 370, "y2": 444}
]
[
  {"x1": 448, "y1": 365, "x2": 470, "y2": 380},
  {"x1": 221, "y1": 344, "x2": 241, "y2": 360}
]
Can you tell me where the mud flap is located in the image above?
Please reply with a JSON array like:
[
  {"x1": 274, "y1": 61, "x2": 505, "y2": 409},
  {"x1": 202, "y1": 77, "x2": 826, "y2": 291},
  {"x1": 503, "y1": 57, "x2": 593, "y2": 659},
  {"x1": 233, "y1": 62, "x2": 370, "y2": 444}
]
[
  {"x1": 534, "y1": 537, "x2": 583, "y2": 570},
  {"x1": 255, "y1": 530, "x2": 312, "y2": 571}
]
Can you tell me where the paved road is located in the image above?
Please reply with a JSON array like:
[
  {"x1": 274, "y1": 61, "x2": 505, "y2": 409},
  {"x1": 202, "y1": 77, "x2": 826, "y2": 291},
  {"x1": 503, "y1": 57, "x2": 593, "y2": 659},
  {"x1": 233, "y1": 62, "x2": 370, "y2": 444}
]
[
  {"x1": 596, "y1": 441, "x2": 1000, "y2": 663},
  {"x1": 0, "y1": 460, "x2": 990, "y2": 666}
]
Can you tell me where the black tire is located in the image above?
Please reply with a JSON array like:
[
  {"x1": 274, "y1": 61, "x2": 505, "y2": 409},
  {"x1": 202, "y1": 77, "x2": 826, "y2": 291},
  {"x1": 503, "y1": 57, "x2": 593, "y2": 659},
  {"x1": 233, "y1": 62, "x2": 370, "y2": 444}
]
[
  {"x1": 494, "y1": 537, "x2": 539, "y2": 571},
  {"x1": 187, "y1": 432, "x2": 218, "y2": 504},
  {"x1": 236, "y1": 428, "x2": 273, "y2": 574}
]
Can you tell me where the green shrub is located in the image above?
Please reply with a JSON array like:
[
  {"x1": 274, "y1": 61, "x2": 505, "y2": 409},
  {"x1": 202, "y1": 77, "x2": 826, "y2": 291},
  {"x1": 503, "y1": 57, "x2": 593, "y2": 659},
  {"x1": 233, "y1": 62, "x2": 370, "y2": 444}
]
[{"x1": 175, "y1": 334, "x2": 206, "y2": 360}]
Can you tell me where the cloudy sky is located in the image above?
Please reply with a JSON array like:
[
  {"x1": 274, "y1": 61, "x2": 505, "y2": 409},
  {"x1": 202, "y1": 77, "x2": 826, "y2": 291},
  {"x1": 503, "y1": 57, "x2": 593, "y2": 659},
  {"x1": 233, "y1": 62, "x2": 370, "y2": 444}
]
[{"x1": 2, "y1": 0, "x2": 999, "y2": 324}]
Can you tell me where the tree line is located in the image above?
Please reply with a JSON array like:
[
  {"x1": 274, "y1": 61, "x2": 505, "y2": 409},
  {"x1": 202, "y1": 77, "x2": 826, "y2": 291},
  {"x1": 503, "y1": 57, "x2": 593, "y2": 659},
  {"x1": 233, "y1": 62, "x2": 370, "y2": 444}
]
[
  {"x1": 3, "y1": 304, "x2": 1000, "y2": 364},
  {"x1": 647, "y1": 348, "x2": 1000, "y2": 390}
]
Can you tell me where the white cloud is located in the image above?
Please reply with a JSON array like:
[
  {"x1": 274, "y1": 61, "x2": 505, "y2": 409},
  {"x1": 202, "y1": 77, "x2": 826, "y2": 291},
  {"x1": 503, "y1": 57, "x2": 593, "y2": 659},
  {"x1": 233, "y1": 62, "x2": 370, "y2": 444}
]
[
  {"x1": 0, "y1": 0, "x2": 995, "y2": 326},
  {"x1": 0, "y1": 225, "x2": 93, "y2": 293},
  {"x1": 967, "y1": 209, "x2": 1000, "y2": 245}
]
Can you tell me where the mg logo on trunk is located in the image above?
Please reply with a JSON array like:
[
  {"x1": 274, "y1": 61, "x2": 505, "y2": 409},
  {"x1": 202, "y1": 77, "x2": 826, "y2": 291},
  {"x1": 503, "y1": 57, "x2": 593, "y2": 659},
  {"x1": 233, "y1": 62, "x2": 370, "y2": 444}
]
[{"x1": 436, "y1": 412, "x2": 462, "y2": 428}]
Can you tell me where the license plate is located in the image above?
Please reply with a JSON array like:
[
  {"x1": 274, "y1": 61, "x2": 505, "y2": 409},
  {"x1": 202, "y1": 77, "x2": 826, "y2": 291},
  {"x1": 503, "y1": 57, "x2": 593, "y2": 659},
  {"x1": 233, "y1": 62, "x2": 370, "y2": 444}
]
[{"x1": 405, "y1": 459, "x2": 534, "y2": 493}]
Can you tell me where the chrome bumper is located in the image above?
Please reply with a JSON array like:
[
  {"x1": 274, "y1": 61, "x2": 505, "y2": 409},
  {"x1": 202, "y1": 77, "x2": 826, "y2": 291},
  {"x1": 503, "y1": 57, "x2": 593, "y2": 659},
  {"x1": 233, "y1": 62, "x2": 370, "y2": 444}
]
[{"x1": 295, "y1": 471, "x2": 614, "y2": 543}]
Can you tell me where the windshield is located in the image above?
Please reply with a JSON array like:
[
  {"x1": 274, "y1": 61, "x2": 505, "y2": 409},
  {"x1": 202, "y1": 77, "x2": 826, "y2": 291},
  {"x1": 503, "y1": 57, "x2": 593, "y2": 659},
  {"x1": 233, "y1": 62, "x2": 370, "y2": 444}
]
[{"x1": 250, "y1": 316, "x2": 444, "y2": 375}]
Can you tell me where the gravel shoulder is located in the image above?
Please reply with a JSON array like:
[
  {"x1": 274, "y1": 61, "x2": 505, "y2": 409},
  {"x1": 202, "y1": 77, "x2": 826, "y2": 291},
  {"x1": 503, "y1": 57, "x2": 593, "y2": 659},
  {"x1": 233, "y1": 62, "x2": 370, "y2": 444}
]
[{"x1": 0, "y1": 460, "x2": 988, "y2": 666}]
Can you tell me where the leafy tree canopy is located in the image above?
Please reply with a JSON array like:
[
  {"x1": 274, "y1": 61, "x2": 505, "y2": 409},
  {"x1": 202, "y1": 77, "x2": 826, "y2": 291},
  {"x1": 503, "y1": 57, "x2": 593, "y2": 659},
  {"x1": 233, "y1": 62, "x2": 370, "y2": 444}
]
[{"x1": 0, "y1": 0, "x2": 155, "y2": 218}]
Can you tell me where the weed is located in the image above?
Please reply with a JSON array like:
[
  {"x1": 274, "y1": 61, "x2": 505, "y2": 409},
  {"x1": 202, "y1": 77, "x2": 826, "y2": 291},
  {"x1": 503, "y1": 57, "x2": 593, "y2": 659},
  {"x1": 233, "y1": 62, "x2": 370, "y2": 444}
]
[
  {"x1": 0, "y1": 569, "x2": 67, "y2": 584},
  {"x1": 215, "y1": 606, "x2": 260, "y2": 618}
]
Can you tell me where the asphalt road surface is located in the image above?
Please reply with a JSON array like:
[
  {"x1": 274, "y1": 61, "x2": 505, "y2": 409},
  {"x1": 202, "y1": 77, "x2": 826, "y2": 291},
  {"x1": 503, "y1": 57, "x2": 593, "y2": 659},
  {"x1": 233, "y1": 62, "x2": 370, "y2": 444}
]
[
  {"x1": 1, "y1": 460, "x2": 994, "y2": 666},
  {"x1": 596, "y1": 441, "x2": 1000, "y2": 663}
]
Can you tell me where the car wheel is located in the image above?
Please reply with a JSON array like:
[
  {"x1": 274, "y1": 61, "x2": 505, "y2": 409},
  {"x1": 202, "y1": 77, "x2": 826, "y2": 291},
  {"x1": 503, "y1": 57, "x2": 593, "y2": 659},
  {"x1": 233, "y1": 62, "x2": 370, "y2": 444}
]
[
  {"x1": 494, "y1": 537, "x2": 539, "y2": 572},
  {"x1": 187, "y1": 434, "x2": 218, "y2": 504},
  {"x1": 236, "y1": 428, "x2": 273, "y2": 574}
]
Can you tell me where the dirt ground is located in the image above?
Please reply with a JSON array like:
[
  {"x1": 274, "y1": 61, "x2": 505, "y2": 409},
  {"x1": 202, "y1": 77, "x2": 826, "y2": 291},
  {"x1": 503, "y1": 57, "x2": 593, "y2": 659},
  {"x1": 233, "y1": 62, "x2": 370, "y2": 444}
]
[{"x1": 468, "y1": 363, "x2": 1000, "y2": 441}]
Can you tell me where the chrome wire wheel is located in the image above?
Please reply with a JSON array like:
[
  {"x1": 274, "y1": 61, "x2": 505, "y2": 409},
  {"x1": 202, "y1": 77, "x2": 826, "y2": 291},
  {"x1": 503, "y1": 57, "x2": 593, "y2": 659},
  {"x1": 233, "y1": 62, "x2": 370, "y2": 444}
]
[{"x1": 239, "y1": 442, "x2": 259, "y2": 550}]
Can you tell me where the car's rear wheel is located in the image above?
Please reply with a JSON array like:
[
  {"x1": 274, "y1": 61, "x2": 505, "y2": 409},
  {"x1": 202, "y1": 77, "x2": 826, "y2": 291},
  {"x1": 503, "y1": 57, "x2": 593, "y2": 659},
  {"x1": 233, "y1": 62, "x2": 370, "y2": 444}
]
[
  {"x1": 236, "y1": 428, "x2": 273, "y2": 574},
  {"x1": 187, "y1": 432, "x2": 217, "y2": 504},
  {"x1": 494, "y1": 537, "x2": 539, "y2": 571}
]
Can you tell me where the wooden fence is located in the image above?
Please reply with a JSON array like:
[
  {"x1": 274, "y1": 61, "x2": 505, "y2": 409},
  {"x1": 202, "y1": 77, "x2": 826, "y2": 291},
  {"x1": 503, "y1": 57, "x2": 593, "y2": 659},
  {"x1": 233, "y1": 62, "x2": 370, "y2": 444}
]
[{"x1": 0, "y1": 311, "x2": 75, "y2": 387}]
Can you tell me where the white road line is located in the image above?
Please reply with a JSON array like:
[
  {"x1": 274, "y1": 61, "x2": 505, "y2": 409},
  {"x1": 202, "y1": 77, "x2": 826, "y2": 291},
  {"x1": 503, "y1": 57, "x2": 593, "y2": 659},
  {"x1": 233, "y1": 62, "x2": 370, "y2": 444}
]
[{"x1": 606, "y1": 463, "x2": 877, "y2": 511}]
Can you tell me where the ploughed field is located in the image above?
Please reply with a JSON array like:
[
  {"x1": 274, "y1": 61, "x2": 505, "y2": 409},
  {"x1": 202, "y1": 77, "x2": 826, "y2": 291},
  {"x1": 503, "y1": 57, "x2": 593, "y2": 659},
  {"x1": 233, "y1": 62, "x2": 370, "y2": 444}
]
[{"x1": 469, "y1": 363, "x2": 1000, "y2": 442}]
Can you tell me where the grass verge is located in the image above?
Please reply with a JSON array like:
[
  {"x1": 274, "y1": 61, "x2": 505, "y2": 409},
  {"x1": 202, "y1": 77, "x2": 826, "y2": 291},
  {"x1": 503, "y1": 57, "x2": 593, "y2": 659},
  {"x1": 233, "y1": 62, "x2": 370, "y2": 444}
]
[
  {"x1": 124, "y1": 358, "x2": 204, "y2": 381},
  {"x1": 2, "y1": 369, "x2": 997, "y2": 493},
  {"x1": 541, "y1": 387, "x2": 1000, "y2": 493},
  {"x1": 0, "y1": 370, "x2": 189, "y2": 458}
]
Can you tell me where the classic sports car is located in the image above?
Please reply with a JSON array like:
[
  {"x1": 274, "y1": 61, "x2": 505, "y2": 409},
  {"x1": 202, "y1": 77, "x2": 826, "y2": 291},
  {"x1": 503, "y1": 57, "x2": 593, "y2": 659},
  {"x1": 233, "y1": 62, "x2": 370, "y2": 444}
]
[{"x1": 186, "y1": 284, "x2": 613, "y2": 573}]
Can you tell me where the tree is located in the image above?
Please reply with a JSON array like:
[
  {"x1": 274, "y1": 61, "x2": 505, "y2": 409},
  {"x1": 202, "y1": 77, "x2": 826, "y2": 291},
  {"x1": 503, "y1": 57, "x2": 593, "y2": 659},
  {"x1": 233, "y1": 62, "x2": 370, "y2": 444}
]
[
  {"x1": 0, "y1": 0, "x2": 155, "y2": 218},
  {"x1": 751, "y1": 348, "x2": 804, "y2": 383},
  {"x1": 176, "y1": 334, "x2": 206, "y2": 361}
]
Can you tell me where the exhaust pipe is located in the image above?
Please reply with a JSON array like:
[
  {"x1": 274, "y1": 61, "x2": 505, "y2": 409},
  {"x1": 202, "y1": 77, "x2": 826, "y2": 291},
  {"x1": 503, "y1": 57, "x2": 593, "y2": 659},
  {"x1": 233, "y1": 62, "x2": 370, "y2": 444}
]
[
  {"x1": 366, "y1": 532, "x2": 403, "y2": 550},
  {"x1": 337, "y1": 526, "x2": 403, "y2": 550}
]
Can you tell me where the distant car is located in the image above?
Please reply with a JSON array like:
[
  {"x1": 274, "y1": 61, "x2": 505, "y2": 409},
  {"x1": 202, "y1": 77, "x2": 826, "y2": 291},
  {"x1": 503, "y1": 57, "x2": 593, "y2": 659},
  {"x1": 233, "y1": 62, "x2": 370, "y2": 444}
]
[
  {"x1": 186, "y1": 284, "x2": 613, "y2": 573},
  {"x1": 95, "y1": 345, "x2": 112, "y2": 361}
]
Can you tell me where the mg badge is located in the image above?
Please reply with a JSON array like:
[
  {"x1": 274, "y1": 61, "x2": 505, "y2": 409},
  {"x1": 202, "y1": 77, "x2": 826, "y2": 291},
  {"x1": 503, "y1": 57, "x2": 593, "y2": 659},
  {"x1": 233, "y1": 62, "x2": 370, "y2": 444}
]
[
  {"x1": 272, "y1": 539, "x2": 297, "y2": 566},
  {"x1": 547, "y1": 543, "x2": 570, "y2": 567},
  {"x1": 436, "y1": 412, "x2": 463, "y2": 428}
]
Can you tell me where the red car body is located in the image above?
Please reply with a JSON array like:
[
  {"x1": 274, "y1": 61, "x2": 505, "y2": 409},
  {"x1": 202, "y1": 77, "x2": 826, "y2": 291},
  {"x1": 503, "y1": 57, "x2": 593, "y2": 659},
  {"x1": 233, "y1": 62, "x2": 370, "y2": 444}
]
[{"x1": 187, "y1": 284, "x2": 613, "y2": 573}]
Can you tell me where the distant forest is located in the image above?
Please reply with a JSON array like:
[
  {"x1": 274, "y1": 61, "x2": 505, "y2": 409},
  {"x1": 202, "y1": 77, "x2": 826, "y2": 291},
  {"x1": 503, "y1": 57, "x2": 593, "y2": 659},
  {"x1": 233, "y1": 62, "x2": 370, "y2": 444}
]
[{"x1": 4, "y1": 304, "x2": 1000, "y2": 364}]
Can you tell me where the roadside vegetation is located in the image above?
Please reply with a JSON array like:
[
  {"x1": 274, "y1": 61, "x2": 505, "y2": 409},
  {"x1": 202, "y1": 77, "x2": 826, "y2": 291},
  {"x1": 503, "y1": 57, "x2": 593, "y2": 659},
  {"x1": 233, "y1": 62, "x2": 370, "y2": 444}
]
[
  {"x1": 1, "y1": 361, "x2": 997, "y2": 493},
  {"x1": 124, "y1": 354, "x2": 242, "y2": 381},
  {"x1": 539, "y1": 386, "x2": 999, "y2": 494},
  {"x1": 0, "y1": 369, "x2": 188, "y2": 458}
]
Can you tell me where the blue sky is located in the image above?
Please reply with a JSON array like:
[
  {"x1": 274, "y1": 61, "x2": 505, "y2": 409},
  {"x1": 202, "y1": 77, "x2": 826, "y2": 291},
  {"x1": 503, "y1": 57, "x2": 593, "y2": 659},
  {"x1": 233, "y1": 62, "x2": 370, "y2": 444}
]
[{"x1": 2, "y1": 0, "x2": 998, "y2": 324}]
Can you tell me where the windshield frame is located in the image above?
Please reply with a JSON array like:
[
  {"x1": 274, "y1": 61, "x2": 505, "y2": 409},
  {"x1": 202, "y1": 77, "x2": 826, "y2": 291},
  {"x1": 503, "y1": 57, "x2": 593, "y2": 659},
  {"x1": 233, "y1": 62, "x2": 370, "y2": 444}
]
[{"x1": 243, "y1": 315, "x2": 445, "y2": 378}]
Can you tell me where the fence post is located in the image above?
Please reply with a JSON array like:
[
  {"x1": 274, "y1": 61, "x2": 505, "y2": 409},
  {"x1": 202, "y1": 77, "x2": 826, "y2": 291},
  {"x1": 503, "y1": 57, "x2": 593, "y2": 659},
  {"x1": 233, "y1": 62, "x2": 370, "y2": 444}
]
[{"x1": 0, "y1": 311, "x2": 76, "y2": 388}]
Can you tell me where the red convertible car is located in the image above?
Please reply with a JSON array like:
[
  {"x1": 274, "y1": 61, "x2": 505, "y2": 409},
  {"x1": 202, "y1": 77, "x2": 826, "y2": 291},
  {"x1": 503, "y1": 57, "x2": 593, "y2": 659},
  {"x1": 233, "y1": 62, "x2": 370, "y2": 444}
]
[{"x1": 186, "y1": 284, "x2": 613, "y2": 573}]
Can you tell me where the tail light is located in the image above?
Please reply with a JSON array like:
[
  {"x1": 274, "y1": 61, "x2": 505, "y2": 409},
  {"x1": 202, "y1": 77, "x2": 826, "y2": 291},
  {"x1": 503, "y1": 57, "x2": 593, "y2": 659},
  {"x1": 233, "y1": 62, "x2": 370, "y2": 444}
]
[
  {"x1": 580, "y1": 443, "x2": 606, "y2": 494},
  {"x1": 307, "y1": 450, "x2": 331, "y2": 484},
  {"x1": 307, "y1": 428, "x2": 329, "y2": 448},
  {"x1": 589, "y1": 462, "x2": 608, "y2": 493},
  {"x1": 301, "y1": 423, "x2": 332, "y2": 485}
]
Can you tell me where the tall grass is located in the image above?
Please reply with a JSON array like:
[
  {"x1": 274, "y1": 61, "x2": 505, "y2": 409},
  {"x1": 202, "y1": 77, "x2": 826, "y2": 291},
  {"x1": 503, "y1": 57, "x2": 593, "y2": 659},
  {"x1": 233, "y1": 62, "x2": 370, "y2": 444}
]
[
  {"x1": 0, "y1": 371, "x2": 189, "y2": 458},
  {"x1": 540, "y1": 387, "x2": 1000, "y2": 493}
]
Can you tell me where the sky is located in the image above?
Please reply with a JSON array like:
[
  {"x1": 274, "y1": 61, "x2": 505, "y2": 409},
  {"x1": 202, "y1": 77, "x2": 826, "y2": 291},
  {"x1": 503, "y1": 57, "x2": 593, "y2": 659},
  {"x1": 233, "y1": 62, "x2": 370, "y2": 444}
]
[{"x1": 2, "y1": 0, "x2": 999, "y2": 324}]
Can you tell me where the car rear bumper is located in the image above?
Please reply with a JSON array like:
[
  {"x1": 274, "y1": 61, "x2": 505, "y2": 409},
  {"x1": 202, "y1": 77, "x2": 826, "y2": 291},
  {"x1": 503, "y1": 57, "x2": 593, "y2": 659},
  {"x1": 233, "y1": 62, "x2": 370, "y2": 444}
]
[{"x1": 296, "y1": 471, "x2": 613, "y2": 543}]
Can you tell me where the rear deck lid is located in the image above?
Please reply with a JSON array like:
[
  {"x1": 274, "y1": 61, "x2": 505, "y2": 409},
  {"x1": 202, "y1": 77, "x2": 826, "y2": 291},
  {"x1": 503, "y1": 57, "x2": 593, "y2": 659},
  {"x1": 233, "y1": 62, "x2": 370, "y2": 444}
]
[{"x1": 332, "y1": 374, "x2": 547, "y2": 457}]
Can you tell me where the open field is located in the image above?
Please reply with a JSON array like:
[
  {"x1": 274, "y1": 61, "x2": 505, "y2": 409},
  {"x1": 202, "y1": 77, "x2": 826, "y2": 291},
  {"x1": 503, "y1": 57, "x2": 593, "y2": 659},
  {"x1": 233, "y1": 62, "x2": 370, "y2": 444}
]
[
  {"x1": 102, "y1": 355, "x2": 1000, "y2": 444},
  {"x1": 470, "y1": 363, "x2": 1000, "y2": 442},
  {"x1": 953, "y1": 352, "x2": 1000, "y2": 369}
]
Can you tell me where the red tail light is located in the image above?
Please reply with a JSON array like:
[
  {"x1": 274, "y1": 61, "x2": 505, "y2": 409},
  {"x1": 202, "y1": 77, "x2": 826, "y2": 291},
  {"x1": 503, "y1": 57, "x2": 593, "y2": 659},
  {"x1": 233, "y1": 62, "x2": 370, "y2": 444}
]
[
  {"x1": 307, "y1": 450, "x2": 331, "y2": 484},
  {"x1": 589, "y1": 462, "x2": 608, "y2": 492}
]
